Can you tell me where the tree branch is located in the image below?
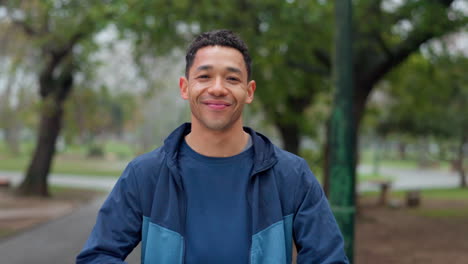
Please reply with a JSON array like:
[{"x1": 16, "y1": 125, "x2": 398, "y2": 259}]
[
  {"x1": 10, "y1": 18, "x2": 39, "y2": 36},
  {"x1": 360, "y1": 0, "x2": 458, "y2": 94},
  {"x1": 313, "y1": 48, "x2": 331, "y2": 70}
]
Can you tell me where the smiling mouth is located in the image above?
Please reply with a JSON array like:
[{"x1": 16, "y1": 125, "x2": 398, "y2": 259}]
[
  {"x1": 200, "y1": 97, "x2": 233, "y2": 110},
  {"x1": 204, "y1": 102, "x2": 231, "y2": 110}
]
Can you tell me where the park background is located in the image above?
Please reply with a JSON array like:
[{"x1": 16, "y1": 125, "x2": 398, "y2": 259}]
[{"x1": 0, "y1": 0, "x2": 467, "y2": 263}]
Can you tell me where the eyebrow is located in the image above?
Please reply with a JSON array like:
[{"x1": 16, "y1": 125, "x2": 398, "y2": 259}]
[
  {"x1": 195, "y1": 65, "x2": 242, "y2": 75},
  {"x1": 196, "y1": 65, "x2": 213, "y2": 72},
  {"x1": 226, "y1": 67, "x2": 242, "y2": 74}
]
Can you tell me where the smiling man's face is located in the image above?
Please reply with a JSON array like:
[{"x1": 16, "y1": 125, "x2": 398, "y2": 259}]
[{"x1": 179, "y1": 45, "x2": 256, "y2": 132}]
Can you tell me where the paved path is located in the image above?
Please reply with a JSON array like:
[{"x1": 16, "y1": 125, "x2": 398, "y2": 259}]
[
  {"x1": 0, "y1": 194, "x2": 141, "y2": 263},
  {"x1": 0, "y1": 171, "x2": 141, "y2": 263},
  {"x1": 0, "y1": 167, "x2": 463, "y2": 263}
]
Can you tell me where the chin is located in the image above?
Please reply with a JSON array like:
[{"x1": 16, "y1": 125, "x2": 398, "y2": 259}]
[
  {"x1": 204, "y1": 122, "x2": 231, "y2": 131},
  {"x1": 199, "y1": 118, "x2": 235, "y2": 131},
  {"x1": 193, "y1": 113, "x2": 241, "y2": 132}
]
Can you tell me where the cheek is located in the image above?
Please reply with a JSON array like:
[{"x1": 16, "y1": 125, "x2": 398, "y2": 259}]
[
  {"x1": 190, "y1": 83, "x2": 209, "y2": 95},
  {"x1": 237, "y1": 89, "x2": 250, "y2": 100}
]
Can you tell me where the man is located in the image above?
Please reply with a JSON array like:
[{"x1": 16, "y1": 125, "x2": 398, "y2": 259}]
[{"x1": 77, "y1": 29, "x2": 348, "y2": 264}]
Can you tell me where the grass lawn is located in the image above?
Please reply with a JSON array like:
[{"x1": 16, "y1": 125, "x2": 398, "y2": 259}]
[
  {"x1": 361, "y1": 187, "x2": 468, "y2": 199},
  {"x1": 0, "y1": 140, "x2": 134, "y2": 177},
  {"x1": 360, "y1": 149, "x2": 452, "y2": 170},
  {"x1": 360, "y1": 187, "x2": 468, "y2": 215},
  {"x1": 358, "y1": 172, "x2": 392, "y2": 182},
  {"x1": 360, "y1": 187, "x2": 468, "y2": 221},
  {"x1": 361, "y1": 158, "x2": 453, "y2": 170},
  {"x1": 391, "y1": 188, "x2": 468, "y2": 200},
  {"x1": 411, "y1": 189, "x2": 468, "y2": 218},
  {"x1": 0, "y1": 156, "x2": 126, "y2": 177},
  {"x1": 415, "y1": 208, "x2": 468, "y2": 218}
]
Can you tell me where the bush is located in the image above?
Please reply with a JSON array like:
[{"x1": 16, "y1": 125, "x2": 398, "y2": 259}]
[{"x1": 87, "y1": 144, "x2": 105, "y2": 158}]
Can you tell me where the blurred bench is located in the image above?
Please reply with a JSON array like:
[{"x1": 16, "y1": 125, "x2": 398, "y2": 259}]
[
  {"x1": 0, "y1": 178, "x2": 11, "y2": 188},
  {"x1": 367, "y1": 179, "x2": 392, "y2": 206},
  {"x1": 406, "y1": 190, "x2": 421, "y2": 207}
]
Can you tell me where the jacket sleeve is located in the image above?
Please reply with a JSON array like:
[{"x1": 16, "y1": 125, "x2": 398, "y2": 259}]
[
  {"x1": 76, "y1": 163, "x2": 142, "y2": 264},
  {"x1": 293, "y1": 160, "x2": 349, "y2": 264}
]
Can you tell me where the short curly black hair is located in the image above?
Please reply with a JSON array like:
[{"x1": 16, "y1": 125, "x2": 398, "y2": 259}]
[{"x1": 185, "y1": 29, "x2": 252, "y2": 80}]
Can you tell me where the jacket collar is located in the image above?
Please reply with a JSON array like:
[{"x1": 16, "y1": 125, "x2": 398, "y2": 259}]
[{"x1": 163, "y1": 123, "x2": 278, "y2": 175}]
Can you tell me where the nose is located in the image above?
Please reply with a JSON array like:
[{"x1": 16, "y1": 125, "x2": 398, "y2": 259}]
[{"x1": 208, "y1": 77, "x2": 228, "y2": 97}]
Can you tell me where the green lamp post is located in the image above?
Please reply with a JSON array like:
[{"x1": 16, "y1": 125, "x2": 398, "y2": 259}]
[{"x1": 328, "y1": 0, "x2": 356, "y2": 262}]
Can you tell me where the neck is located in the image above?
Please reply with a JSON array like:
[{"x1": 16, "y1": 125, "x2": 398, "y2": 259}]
[{"x1": 186, "y1": 122, "x2": 249, "y2": 157}]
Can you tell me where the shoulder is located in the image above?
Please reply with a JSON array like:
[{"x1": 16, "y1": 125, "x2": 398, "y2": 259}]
[
  {"x1": 123, "y1": 146, "x2": 167, "y2": 181},
  {"x1": 273, "y1": 146, "x2": 304, "y2": 165},
  {"x1": 270, "y1": 145, "x2": 321, "y2": 195},
  {"x1": 267, "y1": 145, "x2": 323, "y2": 215},
  {"x1": 272, "y1": 145, "x2": 312, "y2": 177},
  {"x1": 131, "y1": 147, "x2": 165, "y2": 167}
]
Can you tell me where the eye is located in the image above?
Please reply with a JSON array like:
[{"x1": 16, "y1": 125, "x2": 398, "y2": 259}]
[
  {"x1": 196, "y1": 75, "x2": 210, "y2": 79},
  {"x1": 227, "y1": 76, "x2": 240, "y2": 82}
]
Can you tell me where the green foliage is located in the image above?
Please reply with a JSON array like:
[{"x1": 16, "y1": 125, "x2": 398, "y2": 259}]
[
  {"x1": 377, "y1": 51, "x2": 468, "y2": 139},
  {"x1": 300, "y1": 148, "x2": 324, "y2": 177},
  {"x1": 87, "y1": 144, "x2": 105, "y2": 158},
  {"x1": 63, "y1": 85, "x2": 138, "y2": 143}
]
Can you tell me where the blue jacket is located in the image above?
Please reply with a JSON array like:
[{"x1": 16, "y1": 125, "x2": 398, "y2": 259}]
[{"x1": 77, "y1": 123, "x2": 349, "y2": 263}]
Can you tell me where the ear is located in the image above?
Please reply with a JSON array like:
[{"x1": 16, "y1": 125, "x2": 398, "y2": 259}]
[
  {"x1": 179, "y1": 76, "x2": 189, "y2": 100},
  {"x1": 245, "y1": 80, "x2": 256, "y2": 104}
]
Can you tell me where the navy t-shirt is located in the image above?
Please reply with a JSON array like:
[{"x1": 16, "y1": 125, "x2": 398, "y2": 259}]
[{"x1": 178, "y1": 140, "x2": 254, "y2": 264}]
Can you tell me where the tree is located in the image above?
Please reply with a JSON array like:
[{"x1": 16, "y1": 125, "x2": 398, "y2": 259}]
[
  {"x1": 0, "y1": 0, "x2": 121, "y2": 196},
  {"x1": 377, "y1": 51, "x2": 468, "y2": 187},
  {"x1": 64, "y1": 86, "x2": 137, "y2": 144},
  {"x1": 323, "y1": 0, "x2": 467, "y2": 192}
]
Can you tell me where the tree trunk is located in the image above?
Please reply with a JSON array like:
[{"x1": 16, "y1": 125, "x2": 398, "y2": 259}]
[
  {"x1": 17, "y1": 52, "x2": 74, "y2": 197},
  {"x1": 17, "y1": 96, "x2": 65, "y2": 196},
  {"x1": 458, "y1": 134, "x2": 466, "y2": 188},
  {"x1": 276, "y1": 121, "x2": 301, "y2": 155}
]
